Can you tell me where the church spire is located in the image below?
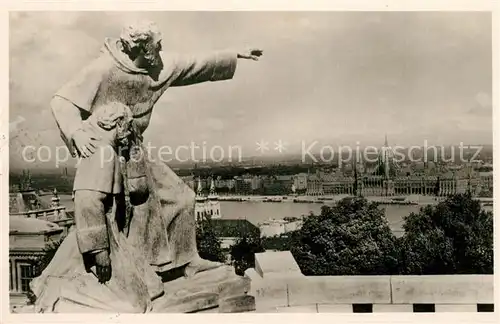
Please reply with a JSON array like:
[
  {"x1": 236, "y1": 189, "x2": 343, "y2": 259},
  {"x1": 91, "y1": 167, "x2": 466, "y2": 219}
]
[
  {"x1": 196, "y1": 178, "x2": 203, "y2": 196},
  {"x1": 209, "y1": 178, "x2": 216, "y2": 196},
  {"x1": 50, "y1": 188, "x2": 60, "y2": 207},
  {"x1": 375, "y1": 134, "x2": 396, "y2": 180},
  {"x1": 195, "y1": 178, "x2": 207, "y2": 203},
  {"x1": 208, "y1": 177, "x2": 219, "y2": 201}
]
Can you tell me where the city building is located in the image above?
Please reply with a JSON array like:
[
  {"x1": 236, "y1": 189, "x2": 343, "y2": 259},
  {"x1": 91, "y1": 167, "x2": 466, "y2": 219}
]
[
  {"x1": 10, "y1": 181, "x2": 74, "y2": 235},
  {"x1": 235, "y1": 176, "x2": 252, "y2": 194},
  {"x1": 298, "y1": 136, "x2": 492, "y2": 198},
  {"x1": 305, "y1": 173, "x2": 324, "y2": 196},
  {"x1": 195, "y1": 178, "x2": 222, "y2": 221},
  {"x1": 250, "y1": 176, "x2": 263, "y2": 192},
  {"x1": 275, "y1": 175, "x2": 294, "y2": 190},
  {"x1": 195, "y1": 179, "x2": 209, "y2": 221},
  {"x1": 259, "y1": 219, "x2": 287, "y2": 237},
  {"x1": 293, "y1": 173, "x2": 308, "y2": 191},
  {"x1": 207, "y1": 179, "x2": 222, "y2": 220},
  {"x1": 9, "y1": 216, "x2": 63, "y2": 307},
  {"x1": 479, "y1": 171, "x2": 493, "y2": 192},
  {"x1": 259, "y1": 219, "x2": 303, "y2": 238},
  {"x1": 322, "y1": 173, "x2": 355, "y2": 195}
]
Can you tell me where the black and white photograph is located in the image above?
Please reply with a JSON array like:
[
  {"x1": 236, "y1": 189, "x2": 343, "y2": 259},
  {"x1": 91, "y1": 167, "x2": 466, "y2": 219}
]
[{"x1": 4, "y1": 8, "x2": 496, "y2": 317}]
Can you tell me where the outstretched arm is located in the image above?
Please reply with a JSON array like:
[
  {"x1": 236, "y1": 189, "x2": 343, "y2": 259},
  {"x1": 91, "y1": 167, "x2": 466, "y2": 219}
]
[{"x1": 165, "y1": 48, "x2": 263, "y2": 87}]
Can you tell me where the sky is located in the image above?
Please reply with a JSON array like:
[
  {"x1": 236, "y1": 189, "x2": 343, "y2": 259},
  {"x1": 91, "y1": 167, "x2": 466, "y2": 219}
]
[{"x1": 9, "y1": 11, "x2": 492, "y2": 168}]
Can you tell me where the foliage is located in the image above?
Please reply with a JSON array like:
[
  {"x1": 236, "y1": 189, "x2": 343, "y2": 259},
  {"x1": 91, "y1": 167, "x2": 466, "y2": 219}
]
[
  {"x1": 210, "y1": 219, "x2": 260, "y2": 239},
  {"x1": 196, "y1": 217, "x2": 227, "y2": 263},
  {"x1": 230, "y1": 235, "x2": 265, "y2": 276},
  {"x1": 290, "y1": 197, "x2": 399, "y2": 276},
  {"x1": 261, "y1": 233, "x2": 295, "y2": 251},
  {"x1": 398, "y1": 193, "x2": 493, "y2": 275}
]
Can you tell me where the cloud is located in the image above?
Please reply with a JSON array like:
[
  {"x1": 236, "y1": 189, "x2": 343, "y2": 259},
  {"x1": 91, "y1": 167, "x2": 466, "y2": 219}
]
[
  {"x1": 466, "y1": 92, "x2": 492, "y2": 116},
  {"x1": 9, "y1": 11, "x2": 493, "y2": 168}
]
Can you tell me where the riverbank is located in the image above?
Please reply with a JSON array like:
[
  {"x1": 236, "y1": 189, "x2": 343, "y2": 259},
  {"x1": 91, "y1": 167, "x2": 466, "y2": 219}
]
[{"x1": 217, "y1": 194, "x2": 438, "y2": 206}]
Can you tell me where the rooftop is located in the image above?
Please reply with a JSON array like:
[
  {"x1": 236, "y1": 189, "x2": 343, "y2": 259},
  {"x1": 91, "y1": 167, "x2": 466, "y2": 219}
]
[
  {"x1": 211, "y1": 219, "x2": 260, "y2": 238},
  {"x1": 9, "y1": 216, "x2": 62, "y2": 235}
]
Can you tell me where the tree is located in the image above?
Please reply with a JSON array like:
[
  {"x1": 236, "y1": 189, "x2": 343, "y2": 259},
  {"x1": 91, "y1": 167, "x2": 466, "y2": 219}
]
[
  {"x1": 196, "y1": 217, "x2": 226, "y2": 264},
  {"x1": 290, "y1": 197, "x2": 399, "y2": 276},
  {"x1": 398, "y1": 193, "x2": 493, "y2": 275},
  {"x1": 262, "y1": 233, "x2": 294, "y2": 251},
  {"x1": 230, "y1": 235, "x2": 265, "y2": 276}
]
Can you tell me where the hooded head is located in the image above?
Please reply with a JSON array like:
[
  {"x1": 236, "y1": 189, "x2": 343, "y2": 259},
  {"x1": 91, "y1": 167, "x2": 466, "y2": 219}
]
[{"x1": 119, "y1": 20, "x2": 163, "y2": 69}]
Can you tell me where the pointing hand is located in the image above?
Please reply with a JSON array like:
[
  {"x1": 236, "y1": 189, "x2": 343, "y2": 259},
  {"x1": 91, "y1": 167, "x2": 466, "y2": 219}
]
[{"x1": 237, "y1": 49, "x2": 264, "y2": 61}]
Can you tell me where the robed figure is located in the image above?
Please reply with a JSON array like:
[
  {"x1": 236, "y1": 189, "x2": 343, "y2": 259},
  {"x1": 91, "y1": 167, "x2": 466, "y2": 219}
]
[{"x1": 30, "y1": 21, "x2": 263, "y2": 313}]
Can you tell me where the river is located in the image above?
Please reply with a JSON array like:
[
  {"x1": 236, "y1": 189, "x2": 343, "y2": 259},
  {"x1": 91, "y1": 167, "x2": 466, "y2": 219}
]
[
  {"x1": 219, "y1": 201, "x2": 421, "y2": 235},
  {"x1": 51, "y1": 194, "x2": 424, "y2": 236}
]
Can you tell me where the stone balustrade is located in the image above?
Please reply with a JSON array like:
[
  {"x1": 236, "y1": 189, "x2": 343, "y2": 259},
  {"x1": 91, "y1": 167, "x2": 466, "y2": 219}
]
[
  {"x1": 10, "y1": 206, "x2": 68, "y2": 221},
  {"x1": 245, "y1": 251, "x2": 494, "y2": 313}
]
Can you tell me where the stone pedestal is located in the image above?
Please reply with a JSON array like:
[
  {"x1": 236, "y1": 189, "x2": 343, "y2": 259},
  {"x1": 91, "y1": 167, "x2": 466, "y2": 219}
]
[
  {"x1": 12, "y1": 266, "x2": 255, "y2": 314},
  {"x1": 152, "y1": 266, "x2": 255, "y2": 313}
]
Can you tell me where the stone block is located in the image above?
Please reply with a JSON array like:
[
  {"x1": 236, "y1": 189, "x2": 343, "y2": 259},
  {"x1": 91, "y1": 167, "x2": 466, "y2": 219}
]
[
  {"x1": 253, "y1": 276, "x2": 290, "y2": 310},
  {"x1": 435, "y1": 304, "x2": 478, "y2": 312},
  {"x1": 372, "y1": 304, "x2": 413, "y2": 312},
  {"x1": 288, "y1": 276, "x2": 391, "y2": 306},
  {"x1": 254, "y1": 251, "x2": 302, "y2": 278},
  {"x1": 219, "y1": 295, "x2": 256, "y2": 313},
  {"x1": 244, "y1": 268, "x2": 263, "y2": 296},
  {"x1": 391, "y1": 275, "x2": 493, "y2": 304}
]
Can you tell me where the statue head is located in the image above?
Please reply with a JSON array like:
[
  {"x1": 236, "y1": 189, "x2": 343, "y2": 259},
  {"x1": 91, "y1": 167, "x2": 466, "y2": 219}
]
[{"x1": 120, "y1": 20, "x2": 163, "y2": 69}]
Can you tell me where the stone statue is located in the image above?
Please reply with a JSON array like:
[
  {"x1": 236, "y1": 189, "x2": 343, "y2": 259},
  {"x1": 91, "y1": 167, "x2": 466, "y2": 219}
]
[{"x1": 29, "y1": 20, "x2": 263, "y2": 313}]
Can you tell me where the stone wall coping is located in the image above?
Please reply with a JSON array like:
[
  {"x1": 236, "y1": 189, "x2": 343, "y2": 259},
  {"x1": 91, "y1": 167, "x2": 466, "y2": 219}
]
[
  {"x1": 250, "y1": 251, "x2": 493, "y2": 310},
  {"x1": 249, "y1": 274, "x2": 494, "y2": 310}
]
